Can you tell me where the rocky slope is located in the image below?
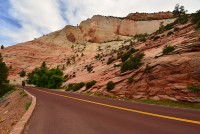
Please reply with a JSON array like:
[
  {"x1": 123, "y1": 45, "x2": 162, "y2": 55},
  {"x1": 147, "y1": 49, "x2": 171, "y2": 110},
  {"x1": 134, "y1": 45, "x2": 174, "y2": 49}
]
[{"x1": 0, "y1": 12, "x2": 200, "y2": 102}]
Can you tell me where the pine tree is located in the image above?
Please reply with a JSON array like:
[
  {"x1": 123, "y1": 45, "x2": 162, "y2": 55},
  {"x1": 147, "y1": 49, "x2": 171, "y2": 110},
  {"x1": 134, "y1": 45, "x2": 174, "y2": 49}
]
[
  {"x1": 1, "y1": 45, "x2": 4, "y2": 49},
  {"x1": 0, "y1": 53, "x2": 9, "y2": 85}
]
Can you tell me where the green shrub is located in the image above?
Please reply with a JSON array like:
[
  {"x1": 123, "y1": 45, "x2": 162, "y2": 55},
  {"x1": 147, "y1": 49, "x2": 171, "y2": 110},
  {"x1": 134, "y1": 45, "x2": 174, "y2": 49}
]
[
  {"x1": 153, "y1": 36, "x2": 160, "y2": 41},
  {"x1": 121, "y1": 48, "x2": 137, "y2": 62},
  {"x1": 134, "y1": 34, "x2": 148, "y2": 42},
  {"x1": 128, "y1": 77, "x2": 134, "y2": 83},
  {"x1": 66, "y1": 82, "x2": 85, "y2": 91},
  {"x1": 167, "y1": 31, "x2": 174, "y2": 36},
  {"x1": 106, "y1": 81, "x2": 115, "y2": 91},
  {"x1": 192, "y1": 10, "x2": 200, "y2": 24},
  {"x1": 86, "y1": 64, "x2": 93, "y2": 73},
  {"x1": 25, "y1": 101, "x2": 32, "y2": 110},
  {"x1": 195, "y1": 21, "x2": 200, "y2": 30},
  {"x1": 86, "y1": 80, "x2": 96, "y2": 90},
  {"x1": 27, "y1": 62, "x2": 63, "y2": 89},
  {"x1": 0, "y1": 84, "x2": 15, "y2": 98},
  {"x1": 19, "y1": 70, "x2": 26, "y2": 77},
  {"x1": 144, "y1": 65, "x2": 154, "y2": 73},
  {"x1": 187, "y1": 85, "x2": 200, "y2": 93},
  {"x1": 107, "y1": 57, "x2": 116, "y2": 65},
  {"x1": 20, "y1": 91, "x2": 27, "y2": 97},
  {"x1": 1, "y1": 45, "x2": 4, "y2": 49},
  {"x1": 173, "y1": 4, "x2": 188, "y2": 24},
  {"x1": 162, "y1": 45, "x2": 175, "y2": 55},
  {"x1": 121, "y1": 53, "x2": 145, "y2": 73}
]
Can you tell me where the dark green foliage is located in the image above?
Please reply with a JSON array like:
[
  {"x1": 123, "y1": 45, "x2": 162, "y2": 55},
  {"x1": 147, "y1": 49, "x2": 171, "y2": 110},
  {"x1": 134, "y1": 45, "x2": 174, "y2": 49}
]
[
  {"x1": 128, "y1": 77, "x2": 134, "y2": 83},
  {"x1": 162, "y1": 45, "x2": 175, "y2": 55},
  {"x1": 156, "y1": 23, "x2": 175, "y2": 34},
  {"x1": 192, "y1": 10, "x2": 200, "y2": 24},
  {"x1": 167, "y1": 31, "x2": 174, "y2": 36},
  {"x1": 86, "y1": 80, "x2": 96, "y2": 90},
  {"x1": 187, "y1": 85, "x2": 200, "y2": 93},
  {"x1": 86, "y1": 64, "x2": 93, "y2": 73},
  {"x1": 121, "y1": 53, "x2": 145, "y2": 73},
  {"x1": 173, "y1": 4, "x2": 188, "y2": 24},
  {"x1": 0, "y1": 84, "x2": 14, "y2": 98},
  {"x1": 144, "y1": 65, "x2": 154, "y2": 73},
  {"x1": 66, "y1": 82, "x2": 85, "y2": 91},
  {"x1": 19, "y1": 70, "x2": 26, "y2": 77},
  {"x1": 0, "y1": 54, "x2": 14, "y2": 97},
  {"x1": 106, "y1": 81, "x2": 115, "y2": 91},
  {"x1": 195, "y1": 21, "x2": 200, "y2": 30},
  {"x1": 174, "y1": 27, "x2": 179, "y2": 32},
  {"x1": 134, "y1": 33, "x2": 148, "y2": 42},
  {"x1": 1, "y1": 45, "x2": 4, "y2": 49},
  {"x1": 107, "y1": 57, "x2": 116, "y2": 65},
  {"x1": 0, "y1": 54, "x2": 9, "y2": 85},
  {"x1": 27, "y1": 62, "x2": 63, "y2": 89},
  {"x1": 121, "y1": 48, "x2": 137, "y2": 62},
  {"x1": 153, "y1": 36, "x2": 160, "y2": 41}
]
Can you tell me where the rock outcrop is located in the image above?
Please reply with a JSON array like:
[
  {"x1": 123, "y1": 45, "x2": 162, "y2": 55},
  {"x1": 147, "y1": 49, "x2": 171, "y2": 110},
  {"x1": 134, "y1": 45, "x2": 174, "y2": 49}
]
[{"x1": 1, "y1": 12, "x2": 200, "y2": 102}]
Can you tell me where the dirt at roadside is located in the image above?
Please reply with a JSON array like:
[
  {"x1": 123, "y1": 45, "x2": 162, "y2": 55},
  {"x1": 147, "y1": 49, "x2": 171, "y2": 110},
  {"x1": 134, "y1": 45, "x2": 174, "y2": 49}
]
[{"x1": 0, "y1": 89, "x2": 31, "y2": 134}]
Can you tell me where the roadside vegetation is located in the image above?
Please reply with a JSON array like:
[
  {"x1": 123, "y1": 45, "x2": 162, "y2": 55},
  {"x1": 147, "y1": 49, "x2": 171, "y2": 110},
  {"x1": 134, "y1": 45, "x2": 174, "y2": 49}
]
[
  {"x1": 0, "y1": 53, "x2": 15, "y2": 98},
  {"x1": 19, "y1": 70, "x2": 26, "y2": 77},
  {"x1": 25, "y1": 100, "x2": 32, "y2": 110},
  {"x1": 106, "y1": 81, "x2": 115, "y2": 91},
  {"x1": 162, "y1": 45, "x2": 175, "y2": 55},
  {"x1": 27, "y1": 61, "x2": 64, "y2": 89},
  {"x1": 121, "y1": 53, "x2": 145, "y2": 73},
  {"x1": 187, "y1": 85, "x2": 200, "y2": 93}
]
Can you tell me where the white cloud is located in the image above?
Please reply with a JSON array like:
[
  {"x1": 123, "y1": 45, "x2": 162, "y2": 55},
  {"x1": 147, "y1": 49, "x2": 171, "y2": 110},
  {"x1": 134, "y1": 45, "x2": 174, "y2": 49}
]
[{"x1": 1, "y1": 0, "x2": 200, "y2": 46}]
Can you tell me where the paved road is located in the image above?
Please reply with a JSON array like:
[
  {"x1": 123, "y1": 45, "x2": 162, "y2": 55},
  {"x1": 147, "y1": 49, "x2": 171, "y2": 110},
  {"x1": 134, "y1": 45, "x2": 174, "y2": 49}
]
[{"x1": 24, "y1": 87, "x2": 200, "y2": 134}]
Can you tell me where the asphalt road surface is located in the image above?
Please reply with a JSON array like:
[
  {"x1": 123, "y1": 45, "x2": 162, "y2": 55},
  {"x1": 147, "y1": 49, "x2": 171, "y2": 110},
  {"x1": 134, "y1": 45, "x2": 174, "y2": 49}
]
[{"x1": 24, "y1": 86, "x2": 200, "y2": 134}]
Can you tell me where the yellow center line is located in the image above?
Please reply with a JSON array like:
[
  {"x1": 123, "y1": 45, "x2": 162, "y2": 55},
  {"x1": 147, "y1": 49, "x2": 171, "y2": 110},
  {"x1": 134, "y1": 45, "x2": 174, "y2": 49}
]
[{"x1": 33, "y1": 88, "x2": 200, "y2": 125}]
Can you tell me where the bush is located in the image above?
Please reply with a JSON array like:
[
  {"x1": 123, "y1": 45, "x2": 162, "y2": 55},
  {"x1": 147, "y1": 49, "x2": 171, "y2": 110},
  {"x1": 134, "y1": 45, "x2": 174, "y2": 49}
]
[
  {"x1": 174, "y1": 27, "x2": 179, "y2": 32},
  {"x1": 187, "y1": 85, "x2": 200, "y2": 93},
  {"x1": 192, "y1": 10, "x2": 200, "y2": 24},
  {"x1": 162, "y1": 45, "x2": 175, "y2": 55},
  {"x1": 66, "y1": 82, "x2": 85, "y2": 91},
  {"x1": 106, "y1": 81, "x2": 115, "y2": 91},
  {"x1": 27, "y1": 62, "x2": 63, "y2": 89},
  {"x1": 167, "y1": 31, "x2": 174, "y2": 36},
  {"x1": 121, "y1": 53, "x2": 145, "y2": 73},
  {"x1": 153, "y1": 36, "x2": 160, "y2": 41},
  {"x1": 144, "y1": 65, "x2": 154, "y2": 73},
  {"x1": 86, "y1": 64, "x2": 93, "y2": 73},
  {"x1": 0, "y1": 84, "x2": 15, "y2": 98},
  {"x1": 173, "y1": 4, "x2": 188, "y2": 24},
  {"x1": 128, "y1": 77, "x2": 134, "y2": 83},
  {"x1": 195, "y1": 21, "x2": 200, "y2": 30},
  {"x1": 134, "y1": 34, "x2": 148, "y2": 42},
  {"x1": 121, "y1": 48, "x2": 137, "y2": 62},
  {"x1": 19, "y1": 70, "x2": 26, "y2": 77},
  {"x1": 86, "y1": 80, "x2": 96, "y2": 90},
  {"x1": 1, "y1": 45, "x2": 4, "y2": 49},
  {"x1": 107, "y1": 57, "x2": 116, "y2": 65}
]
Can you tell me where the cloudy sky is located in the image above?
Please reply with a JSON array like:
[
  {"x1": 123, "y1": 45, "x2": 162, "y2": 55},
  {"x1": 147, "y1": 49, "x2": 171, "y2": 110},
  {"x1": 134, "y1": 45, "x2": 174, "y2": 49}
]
[{"x1": 0, "y1": 0, "x2": 199, "y2": 46}]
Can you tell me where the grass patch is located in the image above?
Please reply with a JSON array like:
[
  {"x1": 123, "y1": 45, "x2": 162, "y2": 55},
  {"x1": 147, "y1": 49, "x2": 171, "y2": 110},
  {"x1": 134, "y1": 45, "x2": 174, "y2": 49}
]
[
  {"x1": 134, "y1": 99, "x2": 200, "y2": 110},
  {"x1": 162, "y1": 45, "x2": 175, "y2": 55},
  {"x1": 20, "y1": 91, "x2": 27, "y2": 97},
  {"x1": 25, "y1": 100, "x2": 32, "y2": 110},
  {"x1": 187, "y1": 85, "x2": 200, "y2": 93}
]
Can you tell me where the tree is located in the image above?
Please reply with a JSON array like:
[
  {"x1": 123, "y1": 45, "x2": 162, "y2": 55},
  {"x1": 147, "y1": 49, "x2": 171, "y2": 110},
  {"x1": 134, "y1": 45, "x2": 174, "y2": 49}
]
[
  {"x1": 0, "y1": 53, "x2": 8, "y2": 85},
  {"x1": 1, "y1": 45, "x2": 4, "y2": 49},
  {"x1": 173, "y1": 4, "x2": 188, "y2": 24},
  {"x1": 19, "y1": 70, "x2": 26, "y2": 77},
  {"x1": 27, "y1": 62, "x2": 64, "y2": 89}
]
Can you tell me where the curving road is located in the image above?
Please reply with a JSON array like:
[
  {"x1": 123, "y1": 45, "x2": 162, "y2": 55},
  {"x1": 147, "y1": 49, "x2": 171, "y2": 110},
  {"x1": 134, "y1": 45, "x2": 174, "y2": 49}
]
[{"x1": 24, "y1": 87, "x2": 200, "y2": 134}]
